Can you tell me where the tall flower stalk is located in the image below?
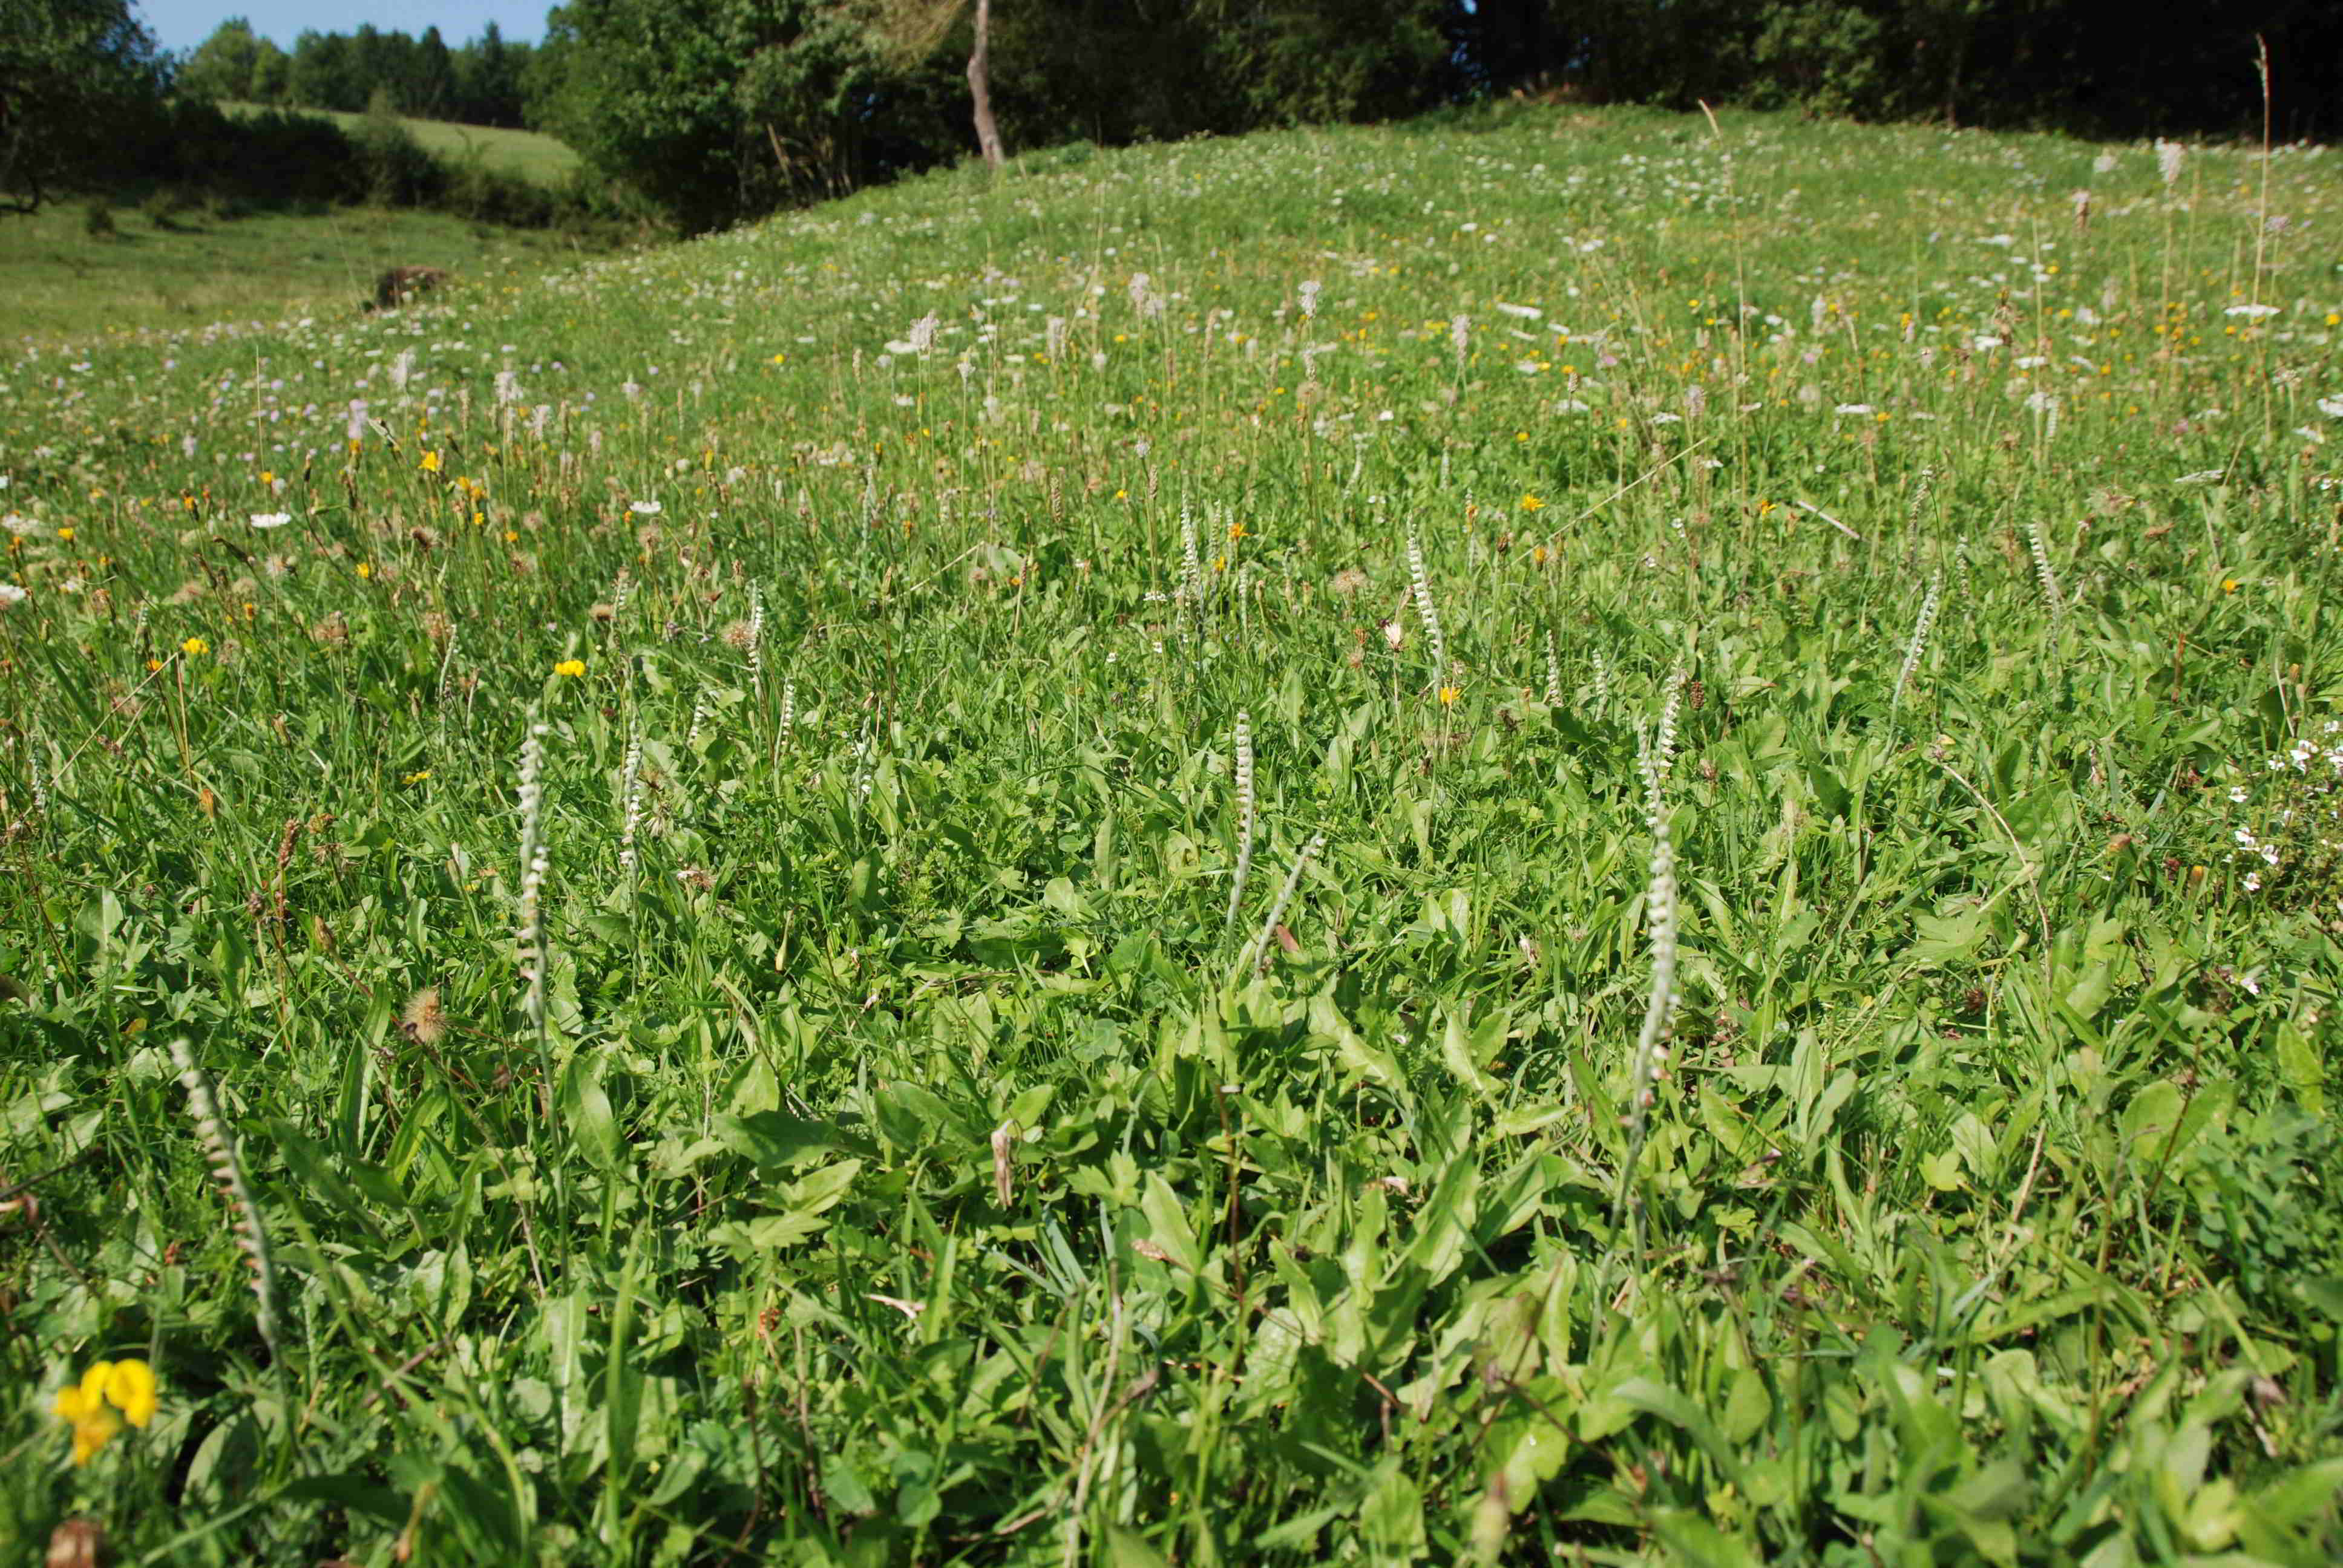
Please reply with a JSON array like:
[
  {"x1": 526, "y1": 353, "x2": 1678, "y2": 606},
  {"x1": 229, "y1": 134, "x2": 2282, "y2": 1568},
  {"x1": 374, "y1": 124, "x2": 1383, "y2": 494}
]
[
  {"x1": 1892, "y1": 569, "x2": 1943, "y2": 719},
  {"x1": 2028, "y1": 520, "x2": 2066, "y2": 649},
  {"x1": 1225, "y1": 711, "x2": 1256, "y2": 932},
  {"x1": 169, "y1": 1039, "x2": 285, "y2": 1370},
  {"x1": 1614, "y1": 677, "x2": 1683, "y2": 1246},
  {"x1": 1406, "y1": 524, "x2": 1449, "y2": 689},
  {"x1": 1237, "y1": 831, "x2": 1326, "y2": 981},
  {"x1": 617, "y1": 722, "x2": 644, "y2": 877},
  {"x1": 516, "y1": 715, "x2": 554, "y2": 1111}
]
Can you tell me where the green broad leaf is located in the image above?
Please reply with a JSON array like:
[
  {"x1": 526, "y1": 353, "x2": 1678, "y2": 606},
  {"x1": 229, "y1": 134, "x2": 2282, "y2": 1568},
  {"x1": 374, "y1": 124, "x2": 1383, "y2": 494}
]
[
  {"x1": 1139, "y1": 1172, "x2": 1202, "y2": 1276},
  {"x1": 1043, "y1": 875, "x2": 1093, "y2": 919},
  {"x1": 2244, "y1": 1456, "x2": 2343, "y2": 1527},
  {"x1": 2119, "y1": 1080, "x2": 2183, "y2": 1160},
  {"x1": 280, "y1": 1473, "x2": 410, "y2": 1528},
  {"x1": 1720, "y1": 1366, "x2": 1773, "y2": 1444},
  {"x1": 712, "y1": 1159, "x2": 863, "y2": 1256},
  {"x1": 1253, "y1": 1506, "x2": 1340, "y2": 1552},
  {"x1": 2276, "y1": 1022, "x2": 2324, "y2": 1114},
  {"x1": 1439, "y1": 1010, "x2": 1501, "y2": 1101},
  {"x1": 1650, "y1": 1509, "x2": 1764, "y2": 1568},
  {"x1": 821, "y1": 1452, "x2": 879, "y2": 1516},
  {"x1": 1908, "y1": 907, "x2": 1986, "y2": 962},
  {"x1": 560, "y1": 1051, "x2": 621, "y2": 1171},
  {"x1": 268, "y1": 1120, "x2": 394, "y2": 1236},
  {"x1": 1105, "y1": 1524, "x2": 1172, "y2": 1568},
  {"x1": 1610, "y1": 1376, "x2": 1744, "y2": 1485},
  {"x1": 1948, "y1": 1459, "x2": 2031, "y2": 1522}
]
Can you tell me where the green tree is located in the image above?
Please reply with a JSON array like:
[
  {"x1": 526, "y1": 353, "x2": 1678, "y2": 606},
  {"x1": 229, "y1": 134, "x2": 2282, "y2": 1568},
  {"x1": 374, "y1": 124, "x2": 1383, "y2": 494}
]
[
  {"x1": 872, "y1": 0, "x2": 1005, "y2": 166},
  {"x1": 412, "y1": 25, "x2": 454, "y2": 116},
  {"x1": 0, "y1": 0, "x2": 168, "y2": 213},
  {"x1": 1200, "y1": 0, "x2": 1458, "y2": 125},
  {"x1": 178, "y1": 15, "x2": 262, "y2": 101},
  {"x1": 288, "y1": 30, "x2": 358, "y2": 110},
  {"x1": 455, "y1": 22, "x2": 524, "y2": 126},
  {"x1": 246, "y1": 36, "x2": 289, "y2": 102},
  {"x1": 543, "y1": 0, "x2": 960, "y2": 229}
]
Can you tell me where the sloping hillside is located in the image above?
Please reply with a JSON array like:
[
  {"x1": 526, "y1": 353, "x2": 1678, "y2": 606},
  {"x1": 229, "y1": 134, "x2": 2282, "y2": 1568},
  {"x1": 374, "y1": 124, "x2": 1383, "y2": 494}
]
[{"x1": 3, "y1": 106, "x2": 2342, "y2": 1563}]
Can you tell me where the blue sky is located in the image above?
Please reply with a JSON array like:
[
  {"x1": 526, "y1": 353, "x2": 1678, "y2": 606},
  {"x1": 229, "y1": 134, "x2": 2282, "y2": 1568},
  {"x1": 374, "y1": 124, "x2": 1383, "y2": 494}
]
[{"x1": 140, "y1": 0, "x2": 548, "y2": 54}]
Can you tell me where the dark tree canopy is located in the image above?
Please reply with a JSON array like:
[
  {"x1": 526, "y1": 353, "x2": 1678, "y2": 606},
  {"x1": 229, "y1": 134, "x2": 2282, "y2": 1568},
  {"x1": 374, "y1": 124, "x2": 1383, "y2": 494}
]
[
  {"x1": 0, "y1": 0, "x2": 169, "y2": 212},
  {"x1": 526, "y1": 0, "x2": 2343, "y2": 230},
  {"x1": 28, "y1": 1, "x2": 2343, "y2": 229},
  {"x1": 177, "y1": 16, "x2": 541, "y2": 129}
]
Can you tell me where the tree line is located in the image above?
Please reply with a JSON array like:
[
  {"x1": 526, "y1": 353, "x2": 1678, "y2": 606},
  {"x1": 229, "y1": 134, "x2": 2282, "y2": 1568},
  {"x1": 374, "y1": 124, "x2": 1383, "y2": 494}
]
[
  {"x1": 177, "y1": 17, "x2": 537, "y2": 128},
  {"x1": 1, "y1": 2, "x2": 624, "y2": 232},
  {"x1": 528, "y1": 0, "x2": 2343, "y2": 230},
  {"x1": 7, "y1": 0, "x2": 2340, "y2": 232}
]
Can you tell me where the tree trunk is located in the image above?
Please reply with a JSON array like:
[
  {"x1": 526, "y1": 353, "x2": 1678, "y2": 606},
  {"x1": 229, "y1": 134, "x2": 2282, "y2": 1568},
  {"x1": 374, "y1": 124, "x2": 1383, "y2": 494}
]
[{"x1": 967, "y1": 0, "x2": 1004, "y2": 168}]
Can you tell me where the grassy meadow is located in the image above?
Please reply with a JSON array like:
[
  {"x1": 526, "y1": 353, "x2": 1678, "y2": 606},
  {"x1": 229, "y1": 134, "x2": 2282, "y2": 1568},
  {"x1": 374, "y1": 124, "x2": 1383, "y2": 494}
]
[
  {"x1": 4, "y1": 102, "x2": 2343, "y2": 1563},
  {"x1": 222, "y1": 102, "x2": 585, "y2": 188},
  {"x1": 0, "y1": 201, "x2": 599, "y2": 344}
]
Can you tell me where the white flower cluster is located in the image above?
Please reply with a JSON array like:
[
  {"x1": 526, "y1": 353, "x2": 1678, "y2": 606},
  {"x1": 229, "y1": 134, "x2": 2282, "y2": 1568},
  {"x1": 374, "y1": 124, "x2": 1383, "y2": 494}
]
[{"x1": 2231, "y1": 720, "x2": 2343, "y2": 895}]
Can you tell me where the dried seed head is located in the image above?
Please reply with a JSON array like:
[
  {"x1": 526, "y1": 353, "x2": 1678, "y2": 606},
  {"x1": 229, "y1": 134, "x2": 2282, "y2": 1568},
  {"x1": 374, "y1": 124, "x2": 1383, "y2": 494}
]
[{"x1": 401, "y1": 987, "x2": 448, "y2": 1047}]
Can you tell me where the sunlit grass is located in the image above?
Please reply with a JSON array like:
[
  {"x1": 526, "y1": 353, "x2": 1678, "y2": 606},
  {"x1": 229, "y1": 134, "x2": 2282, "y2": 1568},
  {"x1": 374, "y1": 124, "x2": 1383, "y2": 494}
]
[
  {"x1": 221, "y1": 100, "x2": 583, "y2": 187},
  {"x1": 0, "y1": 201, "x2": 606, "y2": 342},
  {"x1": 2, "y1": 103, "x2": 2341, "y2": 1564}
]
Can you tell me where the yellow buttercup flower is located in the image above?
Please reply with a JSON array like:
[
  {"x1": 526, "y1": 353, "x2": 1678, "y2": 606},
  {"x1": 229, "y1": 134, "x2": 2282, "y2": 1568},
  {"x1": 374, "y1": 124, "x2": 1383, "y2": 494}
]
[
  {"x1": 104, "y1": 1358, "x2": 156, "y2": 1428},
  {"x1": 420, "y1": 451, "x2": 441, "y2": 473},
  {"x1": 54, "y1": 1359, "x2": 157, "y2": 1465},
  {"x1": 181, "y1": 637, "x2": 209, "y2": 656},
  {"x1": 554, "y1": 659, "x2": 586, "y2": 678}
]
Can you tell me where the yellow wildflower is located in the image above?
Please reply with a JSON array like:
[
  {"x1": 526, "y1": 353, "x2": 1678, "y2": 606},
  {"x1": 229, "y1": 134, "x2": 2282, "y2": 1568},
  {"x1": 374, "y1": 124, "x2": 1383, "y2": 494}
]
[
  {"x1": 356, "y1": 563, "x2": 372, "y2": 580},
  {"x1": 1438, "y1": 685, "x2": 1461, "y2": 707},
  {"x1": 181, "y1": 637, "x2": 208, "y2": 656},
  {"x1": 1519, "y1": 494, "x2": 1545, "y2": 512},
  {"x1": 554, "y1": 659, "x2": 586, "y2": 678},
  {"x1": 54, "y1": 1359, "x2": 156, "y2": 1465},
  {"x1": 57, "y1": 526, "x2": 74, "y2": 542},
  {"x1": 420, "y1": 451, "x2": 441, "y2": 473}
]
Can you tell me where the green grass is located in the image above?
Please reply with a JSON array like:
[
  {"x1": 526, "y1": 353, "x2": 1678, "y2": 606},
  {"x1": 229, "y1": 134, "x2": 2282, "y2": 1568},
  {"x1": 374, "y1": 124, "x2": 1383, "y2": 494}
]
[
  {"x1": 0, "y1": 201, "x2": 611, "y2": 343},
  {"x1": 222, "y1": 101, "x2": 584, "y2": 188},
  {"x1": 4, "y1": 102, "x2": 2343, "y2": 1564}
]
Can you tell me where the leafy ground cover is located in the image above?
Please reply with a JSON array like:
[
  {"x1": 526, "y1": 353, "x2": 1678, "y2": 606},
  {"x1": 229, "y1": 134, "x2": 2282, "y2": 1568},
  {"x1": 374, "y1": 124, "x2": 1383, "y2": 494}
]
[
  {"x1": 2, "y1": 103, "x2": 2342, "y2": 1564},
  {"x1": 221, "y1": 102, "x2": 584, "y2": 188},
  {"x1": 0, "y1": 201, "x2": 598, "y2": 344}
]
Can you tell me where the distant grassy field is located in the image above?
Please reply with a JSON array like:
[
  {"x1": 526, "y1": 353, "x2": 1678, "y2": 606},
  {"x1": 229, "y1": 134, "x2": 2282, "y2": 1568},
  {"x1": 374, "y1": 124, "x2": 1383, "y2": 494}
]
[
  {"x1": 222, "y1": 101, "x2": 583, "y2": 187},
  {"x1": 0, "y1": 201, "x2": 605, "y2": 342}
]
